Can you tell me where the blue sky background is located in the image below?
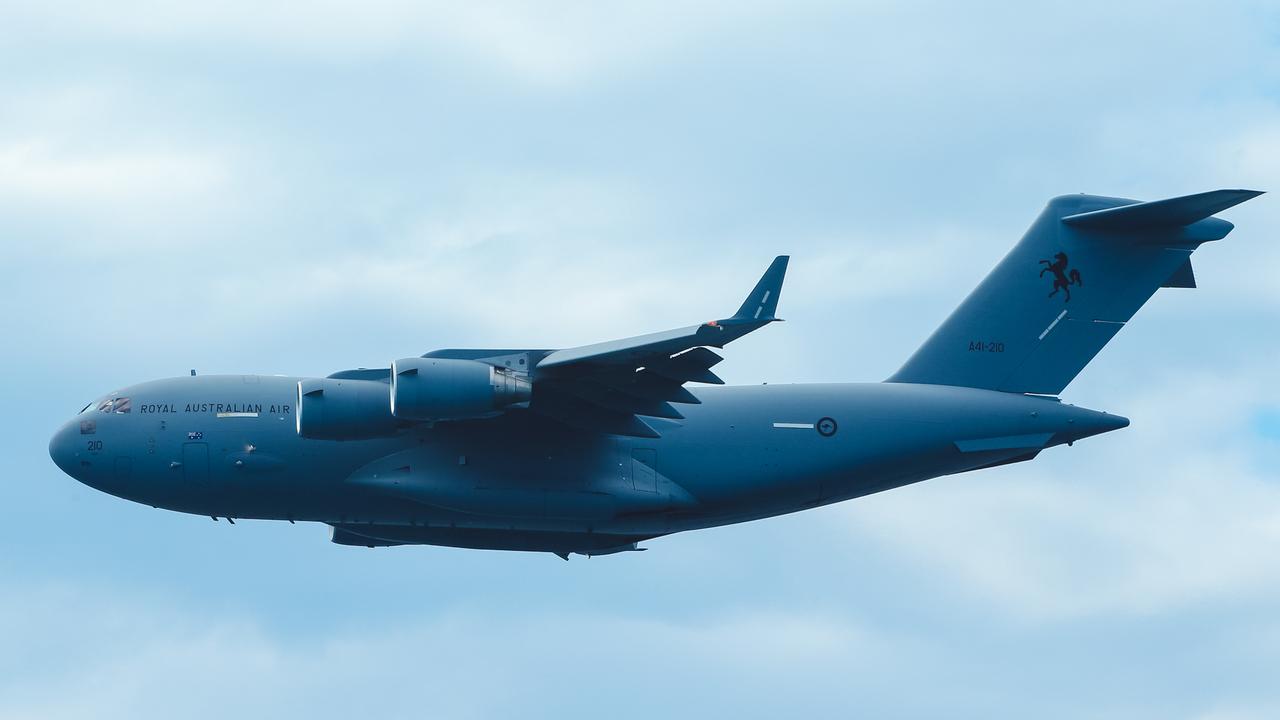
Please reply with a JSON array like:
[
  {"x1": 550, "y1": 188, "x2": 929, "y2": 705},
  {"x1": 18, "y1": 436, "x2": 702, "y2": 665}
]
[{"x1": 2, "y1": 1, "x2": 1279, "y2": 717}]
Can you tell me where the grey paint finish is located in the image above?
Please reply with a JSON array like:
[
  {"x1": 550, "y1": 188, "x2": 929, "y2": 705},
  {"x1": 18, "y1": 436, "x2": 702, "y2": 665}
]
[{"x1": 48, "y1": 190, "x2": 1260, "y2": 557}]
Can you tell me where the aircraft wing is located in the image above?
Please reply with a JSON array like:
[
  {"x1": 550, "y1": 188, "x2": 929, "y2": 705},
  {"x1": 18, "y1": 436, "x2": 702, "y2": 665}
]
[{"x1": 530, "y1": 256, "x2": 789, "y2": 437}]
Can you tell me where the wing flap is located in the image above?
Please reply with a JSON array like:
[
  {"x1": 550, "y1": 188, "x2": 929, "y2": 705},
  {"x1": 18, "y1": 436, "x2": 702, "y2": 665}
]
[
  {"x1": 1161, "y1": 257, "x2": 1197, "y2": 288},
  {"x1": 646, "y1": 347, "x2": 726, "y2": 385},
  {"x1": 544, "y1": 379, "x2": 686, "y2": 419},
  {"x1": 532, "y1": 388, "x2": 661, "y2": 438}
]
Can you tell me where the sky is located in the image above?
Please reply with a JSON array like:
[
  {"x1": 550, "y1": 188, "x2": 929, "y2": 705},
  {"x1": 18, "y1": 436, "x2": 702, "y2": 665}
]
[{"x1": 1, "y1": 1, "x2": 1279, "y2": 717}]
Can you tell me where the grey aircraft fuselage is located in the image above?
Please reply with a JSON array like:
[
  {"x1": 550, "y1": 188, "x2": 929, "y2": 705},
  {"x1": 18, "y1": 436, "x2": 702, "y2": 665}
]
[
  {"x1": 47, "y1": 188, "x2": 1261, "y2": 557},
  {"x1": 50, "y1": 374, "x2": 1123, "y2": 550}
]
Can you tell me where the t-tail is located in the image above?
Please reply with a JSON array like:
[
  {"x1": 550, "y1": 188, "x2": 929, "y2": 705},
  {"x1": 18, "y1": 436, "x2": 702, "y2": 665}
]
[{"x1": 888, "y1": 189, "x2": 1263, "y2": 395}]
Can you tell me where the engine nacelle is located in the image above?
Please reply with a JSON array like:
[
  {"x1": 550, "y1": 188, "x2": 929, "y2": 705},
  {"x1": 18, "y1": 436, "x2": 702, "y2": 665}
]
[
  {"x1": 296, "y1": 378, "x2": 400, "y2": 440},
  {"x1": 390, "y1": 358, "x2": 531, "y2": 421}
]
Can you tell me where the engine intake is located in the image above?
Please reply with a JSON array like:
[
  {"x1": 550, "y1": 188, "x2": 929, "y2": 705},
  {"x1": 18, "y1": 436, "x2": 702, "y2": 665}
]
[
  {"x1": 391, "y1": 358, "x2": 531, "y2": 421},
  {"x1": 296, "y1": 378, "x2": 399, "y2": 440}
]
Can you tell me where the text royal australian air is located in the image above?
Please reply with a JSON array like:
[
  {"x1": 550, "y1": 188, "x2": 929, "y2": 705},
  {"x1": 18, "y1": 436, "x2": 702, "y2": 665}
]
[
  {"x1": 134, "y1": 402, "x2": 293, "y2": 415},
  {"x1": 49, "y1": 189, "x2": 1263, "y2": 559}
]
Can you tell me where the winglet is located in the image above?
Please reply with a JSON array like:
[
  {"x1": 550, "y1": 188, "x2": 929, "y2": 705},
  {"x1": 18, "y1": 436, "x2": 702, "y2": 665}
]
[{"x1": 732, "y1": 255, "x2": 789, "y2": 321}]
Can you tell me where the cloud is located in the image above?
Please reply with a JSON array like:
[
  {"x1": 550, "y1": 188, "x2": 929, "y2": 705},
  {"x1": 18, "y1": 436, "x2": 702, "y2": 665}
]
[
  {"x1": 3, "y1": 1, "x2": 1280, "y2": 717},
  {"x1": 835, "y1": 365, "x2": 1280, "y2": 621},
  {"x1": 0, "y1": 139, "x2": 229, "y2": 210},
  {"x1": 0, "y1": 82, "x2": 247, "y2": 260},
  {"x1": 1, "y1": 1, "x2": 793, "y2": 89},
  {"x1": 0, "y1": 582, "x2": 888, "y2": 720}
]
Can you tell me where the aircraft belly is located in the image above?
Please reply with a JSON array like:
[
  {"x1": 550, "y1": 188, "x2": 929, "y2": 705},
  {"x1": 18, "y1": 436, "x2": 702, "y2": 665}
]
[
  {"x1": 330, "y1": 525, "x2": 656, "y2": 556},
  {"x1": 337, "y1": 425, "x2": 698, "y2": 533}
]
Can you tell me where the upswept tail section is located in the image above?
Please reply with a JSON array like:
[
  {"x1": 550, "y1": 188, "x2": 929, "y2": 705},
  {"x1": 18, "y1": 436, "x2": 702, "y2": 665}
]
[{"x1": 888, "y1": 189, "x2": 1262, "y2": 395}]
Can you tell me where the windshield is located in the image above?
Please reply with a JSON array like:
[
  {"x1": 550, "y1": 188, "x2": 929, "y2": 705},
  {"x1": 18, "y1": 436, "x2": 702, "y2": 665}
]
[{"x1": 90, "y1": 397, "x2": 132, "y2": 414}]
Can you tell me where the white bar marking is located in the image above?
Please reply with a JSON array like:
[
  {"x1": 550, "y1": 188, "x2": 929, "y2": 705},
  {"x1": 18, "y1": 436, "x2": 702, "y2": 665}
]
[
  {"x1": 1038, "y1": 310, "x2": 1068, "y2": 341},
  {"x1": 216, "y1": 412, "x2": 259, "y2": 418},
  {"x1": 773, "y1": 422, "x2": 815, "y2": 429}
]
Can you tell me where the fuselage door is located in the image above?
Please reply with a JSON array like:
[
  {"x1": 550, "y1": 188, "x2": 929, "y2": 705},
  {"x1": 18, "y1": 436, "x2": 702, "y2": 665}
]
[
  {"x1": 183, "y1": 442, "x2": 209, "y2": 483},
  {"x1": 631, "y1": 448, "x2": 657, "y2": 493}
]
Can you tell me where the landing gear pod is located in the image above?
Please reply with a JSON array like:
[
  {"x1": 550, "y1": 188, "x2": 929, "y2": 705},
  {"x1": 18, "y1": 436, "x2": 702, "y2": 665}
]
[
  {"x1": 296, "y1": 378, "x2": 400, "y2": 440},
  {"x1": 390, "y1": 358, "x2": 531, "y2": 421}
]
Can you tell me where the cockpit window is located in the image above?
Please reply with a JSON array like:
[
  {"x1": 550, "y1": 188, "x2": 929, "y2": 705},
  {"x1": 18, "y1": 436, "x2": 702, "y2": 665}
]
[{"x1": 95, "y1": 397, "x2": 132, "y2": 414}]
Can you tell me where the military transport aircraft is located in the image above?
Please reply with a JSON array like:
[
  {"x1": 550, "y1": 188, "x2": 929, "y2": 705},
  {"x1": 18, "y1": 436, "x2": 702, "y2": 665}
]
[{"x1": 50, "y1": 189, "x2": 1262, "y2": 558}]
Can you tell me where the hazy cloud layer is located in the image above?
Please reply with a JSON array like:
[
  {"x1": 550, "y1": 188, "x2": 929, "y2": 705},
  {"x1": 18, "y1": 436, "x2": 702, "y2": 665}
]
[{"x1": 2, "y1": 1, "x2": 1278, "y2": 717}]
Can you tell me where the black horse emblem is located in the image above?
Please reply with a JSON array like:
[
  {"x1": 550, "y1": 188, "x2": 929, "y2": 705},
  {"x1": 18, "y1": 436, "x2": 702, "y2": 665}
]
[{"x1": 1039, "y1": 251, "x2": 1082, "y2": 302}]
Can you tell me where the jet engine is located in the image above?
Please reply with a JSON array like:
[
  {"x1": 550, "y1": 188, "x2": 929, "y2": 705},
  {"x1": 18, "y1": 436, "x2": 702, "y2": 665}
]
[
  {"x1": 296, "y1": 378, "x2": 400, "y2": 440},
  {"x1": 390, "y1": 358, "x2": 531, "y2": 421}
]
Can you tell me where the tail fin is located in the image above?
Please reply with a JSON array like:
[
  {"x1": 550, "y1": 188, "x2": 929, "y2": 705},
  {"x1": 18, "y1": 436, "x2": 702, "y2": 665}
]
[{"x1": 888, "y1": 189, "x2": 1262, "y2": 395}]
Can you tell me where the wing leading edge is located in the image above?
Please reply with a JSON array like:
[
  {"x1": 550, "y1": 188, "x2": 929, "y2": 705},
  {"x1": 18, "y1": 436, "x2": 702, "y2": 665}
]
[{"x1": 532, "y1": 256, "x2": 789, "y2": 437}]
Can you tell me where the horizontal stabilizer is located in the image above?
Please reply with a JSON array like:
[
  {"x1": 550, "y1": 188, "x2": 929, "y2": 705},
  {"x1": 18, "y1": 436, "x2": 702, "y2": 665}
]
[{"x1": 1062, "y1": 189, "x2": 1262, "y2": 230}]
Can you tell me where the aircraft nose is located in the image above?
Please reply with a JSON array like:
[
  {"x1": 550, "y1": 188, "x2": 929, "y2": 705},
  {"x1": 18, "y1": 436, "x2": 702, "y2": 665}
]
[{"x1": 49, "y1": 421, "x2": 80, "y2": 479}]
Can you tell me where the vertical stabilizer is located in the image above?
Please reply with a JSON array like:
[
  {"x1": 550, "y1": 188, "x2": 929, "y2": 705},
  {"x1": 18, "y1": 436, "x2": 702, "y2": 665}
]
[{"x1": 887, "y1": 189, "x2": 1262, "y2": 395}]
